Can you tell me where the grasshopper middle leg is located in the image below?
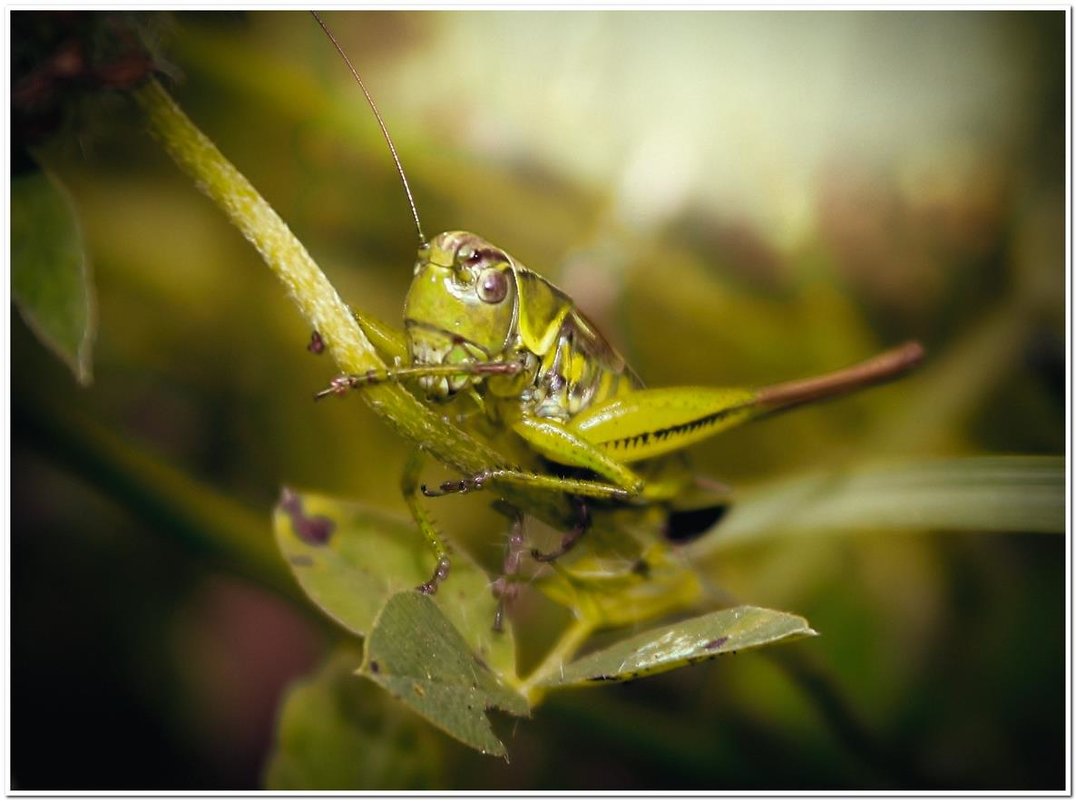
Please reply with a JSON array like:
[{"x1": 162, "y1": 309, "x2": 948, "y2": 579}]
[{"x1": 401, "y1": 448, "x2": 452, "y2": 594}]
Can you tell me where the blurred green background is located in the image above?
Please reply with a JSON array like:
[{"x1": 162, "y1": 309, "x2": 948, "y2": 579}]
[{"x1": 11, "y1": 10, "x2": 1066, "y2": 789}]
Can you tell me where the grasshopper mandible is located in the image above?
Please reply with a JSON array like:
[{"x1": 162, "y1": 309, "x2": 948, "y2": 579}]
[{"x1": 310, "y1": 13, "x2": 924, "y2": 611}]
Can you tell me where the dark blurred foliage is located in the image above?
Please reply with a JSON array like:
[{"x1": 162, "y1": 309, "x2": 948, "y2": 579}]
[
  {"x1": 11, "y1": 11, "x2": 168, "y2": 177},
  {"x1": 10, "y1": 10, "x2": 1066, "y2": 789}
]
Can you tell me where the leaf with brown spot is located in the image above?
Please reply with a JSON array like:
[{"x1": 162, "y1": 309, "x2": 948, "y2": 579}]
[
  {"x1": 544, "y1": 606, "x2": 816, "y2": 688},
  {"x1": 272, "y1": 488, "x2": 517, "y2": 679}
]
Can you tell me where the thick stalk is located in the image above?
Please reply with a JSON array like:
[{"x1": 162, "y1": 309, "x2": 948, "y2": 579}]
[
  {"x1": 132, "y1": 78, "x2": 499, "y2": 478},
  {"x1": 132, "y1": 77, "x2": 575, "y2": 533}
]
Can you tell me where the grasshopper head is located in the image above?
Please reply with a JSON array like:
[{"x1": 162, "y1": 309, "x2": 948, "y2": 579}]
[{"x1": 404, "y1": 231, "x2": 518, "y2": 398}]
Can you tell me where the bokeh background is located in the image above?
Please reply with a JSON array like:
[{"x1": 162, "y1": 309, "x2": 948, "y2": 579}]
[{"x1": 11, "y1": 10, "x2": 1067, "y2": 789}]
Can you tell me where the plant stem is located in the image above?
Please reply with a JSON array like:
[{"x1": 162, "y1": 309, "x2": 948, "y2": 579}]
[
  {"x1": 514, "y1": 617, "x2": 596, "y2": 705},
  {"x1": 131, "y1": 76, "x2": 575, "y2": 530},
  {"x1": 132, "y1": 78, "x2": 499, "y2": 478}
]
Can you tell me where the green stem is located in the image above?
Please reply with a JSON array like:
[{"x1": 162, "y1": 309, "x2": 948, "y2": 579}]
[
  {"x1": 132, "y1": 76, "x2": 574, "y2": 531},
  {"x1": 514, "y1": 616, "x2": 596, "y2": 705},
  {"x1": 132, "y1": 78, "x2": 498, "y2": 478}
]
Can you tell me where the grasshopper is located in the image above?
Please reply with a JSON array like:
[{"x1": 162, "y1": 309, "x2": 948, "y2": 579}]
[{"x1": 310, "y1": 13, "x2": 924, "y2": 614}]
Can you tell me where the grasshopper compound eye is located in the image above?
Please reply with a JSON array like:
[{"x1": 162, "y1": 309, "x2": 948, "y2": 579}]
[{"x1": 477, "y1": 268, "x2": 509, "y2": 304}]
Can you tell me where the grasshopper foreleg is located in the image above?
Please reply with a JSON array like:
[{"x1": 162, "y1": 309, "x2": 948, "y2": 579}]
[{"x1": 315, "y1": 361, "x2": 520, "y2": 400}]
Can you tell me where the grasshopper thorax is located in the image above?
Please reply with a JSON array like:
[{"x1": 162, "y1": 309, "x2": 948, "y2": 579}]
[{"x1": 404, "y1": 231, "x2": 519, "y2": 398}]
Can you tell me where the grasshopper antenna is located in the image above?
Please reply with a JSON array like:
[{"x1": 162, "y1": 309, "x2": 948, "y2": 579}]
[{"x1": 311, "y1": 10, "x2": 427, "y2": 247}]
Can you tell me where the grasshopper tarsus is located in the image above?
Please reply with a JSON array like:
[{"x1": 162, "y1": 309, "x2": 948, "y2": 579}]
[
  {"x1": 422, "y1": 473, "x2": 490, "y2": 497},
  {"x1": 417, "y1": 556, "x2": 451, "y2": 595},
  {"x1": 532, "y1": 497, "x2": 591, "y2": 563},
  {"x1": 421, "y1": 481, "x2": 462, "y2": 498},
  {"x1": 531, "y1": 536, "x2": 581, "y2": 563},
  {"x1": 314, "y1": 373, "x2": 361, "y2": 401},
  {"x1": 314, "y1": 371, "x2": 383, "y2": 401},
  {"x1": 420, "y1": 482, "x2": 456, "y2": 498}
]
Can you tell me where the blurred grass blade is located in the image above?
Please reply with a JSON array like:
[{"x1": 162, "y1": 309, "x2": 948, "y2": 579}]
[
  {"x1": 694, "y1": 456, "x2": 1064, "y2": 558},
  {"x1": 546, "y1": 606, "x2": 816, "y2": 689},
  {"x1": 11, "y1": 169, "x2": 95, "y2": 385},
  {"x1": 358, "y1": 592, "x2": 529, "y2": 758},
  {"x1": 266, "y1": 643, "x2": 444, "y2": 789},
  {"x1": 273, "y1": 489, "x2": 517, "y2": 679},
  {"x1": 16, "y1": 390, "x2": 295, "y2": 601}
]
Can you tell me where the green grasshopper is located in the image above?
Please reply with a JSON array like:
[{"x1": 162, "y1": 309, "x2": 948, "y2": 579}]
[{"x1": 311, "y1": 13, "x2": 924, "y2": 615}]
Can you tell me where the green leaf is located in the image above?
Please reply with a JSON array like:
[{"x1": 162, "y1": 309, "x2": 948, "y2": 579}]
[
  {"x1": 273, "y1": 488, "x2": 516, "y2": 679},
  {"x1": 693, "y1": 455, "x2": 1064, "y2": 558},
  {"x1": 359, "y1": 592, "x2": 529, "y2": 758},
  {"x1": 11, "y1": 169, "x2": 95, "y2": 385},
  {"x1": 266, "y1": 643, "x2": 444, "y2": 789},
  {"x1": 545, "y1": 605, "x2": 816, "y2": 688}
]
